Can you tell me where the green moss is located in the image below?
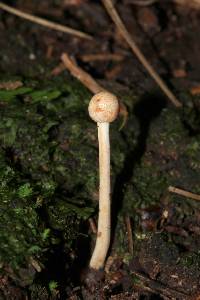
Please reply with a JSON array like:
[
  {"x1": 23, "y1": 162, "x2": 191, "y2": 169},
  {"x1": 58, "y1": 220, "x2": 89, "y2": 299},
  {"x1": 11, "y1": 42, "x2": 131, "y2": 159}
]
[
  {"x1": 18, "y1": 183, "x2": 33, "y2": 198},
  {"x1": 0, "y1": 79, "x2": 96, "y2": 285},
  {"x1": 0, "y1": 77, "x2": 132, "y2": 287},
  {"x1": 179, "y1": 252, "x2": 200, "y2": 268},
  {"x1": 0, "y1": 155, "x2": 42, "y2": 272},
  {"x1": 122, "y1": 107, "x2": 200, "y2": 214},
  {"x1": 0, "y1": 87, "x2": 33, "y2": 101}
]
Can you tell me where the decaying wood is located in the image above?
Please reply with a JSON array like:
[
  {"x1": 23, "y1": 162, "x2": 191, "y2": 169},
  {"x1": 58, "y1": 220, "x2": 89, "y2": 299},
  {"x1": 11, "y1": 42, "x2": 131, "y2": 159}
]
[
  {"x1": 168, "y1": 186, "x2": 200, "y2": 201},
  {"x1": 124, "y1": 216, "x2": 134, "y2": 255}
]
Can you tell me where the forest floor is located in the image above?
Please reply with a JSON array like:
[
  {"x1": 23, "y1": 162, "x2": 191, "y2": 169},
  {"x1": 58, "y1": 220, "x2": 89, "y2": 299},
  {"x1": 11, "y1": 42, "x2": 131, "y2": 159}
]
[{"x1": 0, "y1": 1, "x2": 200, "y2": 299}]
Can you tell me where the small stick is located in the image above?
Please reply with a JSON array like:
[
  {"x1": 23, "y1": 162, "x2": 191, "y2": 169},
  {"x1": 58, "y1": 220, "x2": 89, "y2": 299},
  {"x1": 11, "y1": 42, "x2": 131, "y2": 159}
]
[
  {"x1": 61, "y1": 53, "x2": 103, "y2": 93},
  {"x1": 104, "y1": 255, "x2": 116, "y2": 274},
  {"x1": 0, "y1": 2, "x2": 92, "y2": 40},
  {"x1": 168, "y1": 186, "x2": 200, "y2": 201},
  {"x1": 88, "y1": 218, "x2": 97, "y2": 234},
  {"x1": 105, "y1": 63, "x2": 123, "y2": 80},
  {"x1": 61, "y1": 53, "x2": 128, "y2": 128},
  {"x1": 190, "y1": 85, "x2": 200, "y2": 95},
  {"x1": 0, "y1": 81, "x2": 23, "y2": 90},
  {"x1": 80, "y1": 53, "x2": 124, "y2": 62},
  {"x1": 51, "y1": 63, "x2": 66, "y2": 76},
  {"x1": 46, "y1": 45, "x2": 54, "y2": 59},
  {"x1": 125, "y1": 0, "x2": 158, "y2": 5},
  {"x1": 101, "y1": 0, "x2": 182, "y2": 108},
  {"x1": 132, "y1": 270, "x2": 189, "y2": 299},
  {"x1": 124, "y1": 215, "x2": 134, "y2": 255}
]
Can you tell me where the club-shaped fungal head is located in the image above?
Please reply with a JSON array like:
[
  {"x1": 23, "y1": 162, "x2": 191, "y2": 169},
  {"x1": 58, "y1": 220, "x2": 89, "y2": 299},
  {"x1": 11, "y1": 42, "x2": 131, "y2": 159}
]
[{"x1": 88, "y1": 91, "x2": 119, "y2": 123}]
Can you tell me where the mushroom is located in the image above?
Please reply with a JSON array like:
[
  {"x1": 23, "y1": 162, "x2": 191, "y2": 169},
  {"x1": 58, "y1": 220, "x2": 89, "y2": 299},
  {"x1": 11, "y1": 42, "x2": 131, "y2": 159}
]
[{"x1": 88, "y1": 91, "x2": 119, "y2": 270}]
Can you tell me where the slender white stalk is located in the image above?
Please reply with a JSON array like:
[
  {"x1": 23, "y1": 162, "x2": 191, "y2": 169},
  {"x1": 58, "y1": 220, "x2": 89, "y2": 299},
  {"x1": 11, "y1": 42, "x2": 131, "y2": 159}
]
[
  {"x1": 88, "y1": 91, "x2": 119, "y2": 270},
  {"x1": 90, "y1": 122, "x2": 111, "y2": 270}
]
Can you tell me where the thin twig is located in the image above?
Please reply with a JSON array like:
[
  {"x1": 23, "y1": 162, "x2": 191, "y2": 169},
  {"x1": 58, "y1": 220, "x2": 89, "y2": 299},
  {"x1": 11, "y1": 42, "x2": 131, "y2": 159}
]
[
  {"x1": 61, "y1": 53, "x2": 128, "y2": 128},
  {"x1": 52, "y1": 53, "x2": 124, "y2": 75},
  {"x1": 0, "y1": 81, "x2": 23, "y2": 90},
  {"x1": 88, "y1": 218, "x2": 97, "y2": 234},
  {"x1": 132, "y1": 270, "x2": 189, "y2": 298},
  {"x1": 0, "y1": 2, "x2": 92, "y2": 40},
  {"x1": 46, "y1": 45, "x2": 54, "y2": 59},
  {"x1": 61, "y1": 53, "x2": 104, "y2": 93},
  {"x1": 80, "y1": 53, "x2": 124, "y2": 62},
  {"x1": 125, "y1": 0, "x2": 158, "y2": 5},
  {"x1": 51, "y1": 63, "x2": 66, "y2": 76},
  {"x1": 124, "y1": 216, "x2": 134, "y2": 255},
  {"x1": 168, "y1": 186, "x2": 200, "y2": 201},
  {"x1": 101, "y1": 0, "x2": 182, "y2": 108}
]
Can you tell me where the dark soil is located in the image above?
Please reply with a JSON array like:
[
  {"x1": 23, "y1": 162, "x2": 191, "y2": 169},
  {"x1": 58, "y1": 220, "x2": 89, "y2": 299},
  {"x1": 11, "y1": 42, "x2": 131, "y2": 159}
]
[{"x1": 0, "y1": 1, "x2": 200, "y2": 299}]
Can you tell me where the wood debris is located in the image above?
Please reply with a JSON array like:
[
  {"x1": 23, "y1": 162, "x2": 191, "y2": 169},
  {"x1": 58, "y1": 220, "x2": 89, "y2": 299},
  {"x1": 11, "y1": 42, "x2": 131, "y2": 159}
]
[{"x1": 0, "y1": 81, "x2": 23, "y2": 90}]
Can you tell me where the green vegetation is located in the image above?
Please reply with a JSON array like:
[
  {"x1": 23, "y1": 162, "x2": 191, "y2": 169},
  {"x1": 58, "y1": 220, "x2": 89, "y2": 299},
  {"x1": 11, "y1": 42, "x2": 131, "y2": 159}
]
[{"x1": 0, "y1": 78, "x2": 128, "y2": 287}]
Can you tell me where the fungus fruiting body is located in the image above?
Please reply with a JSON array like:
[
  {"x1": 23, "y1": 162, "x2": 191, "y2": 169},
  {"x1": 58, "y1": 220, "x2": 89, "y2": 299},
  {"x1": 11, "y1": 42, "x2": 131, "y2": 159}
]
[{"x1": 88, "y1": 91, "x2": 119, "y2": 270}]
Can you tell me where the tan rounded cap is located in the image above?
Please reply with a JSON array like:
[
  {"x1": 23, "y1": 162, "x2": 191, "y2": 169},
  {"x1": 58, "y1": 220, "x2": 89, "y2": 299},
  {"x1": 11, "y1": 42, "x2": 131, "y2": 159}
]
[{"x1": 88, "y1": 91, "x2": 119, "y2": 123}]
